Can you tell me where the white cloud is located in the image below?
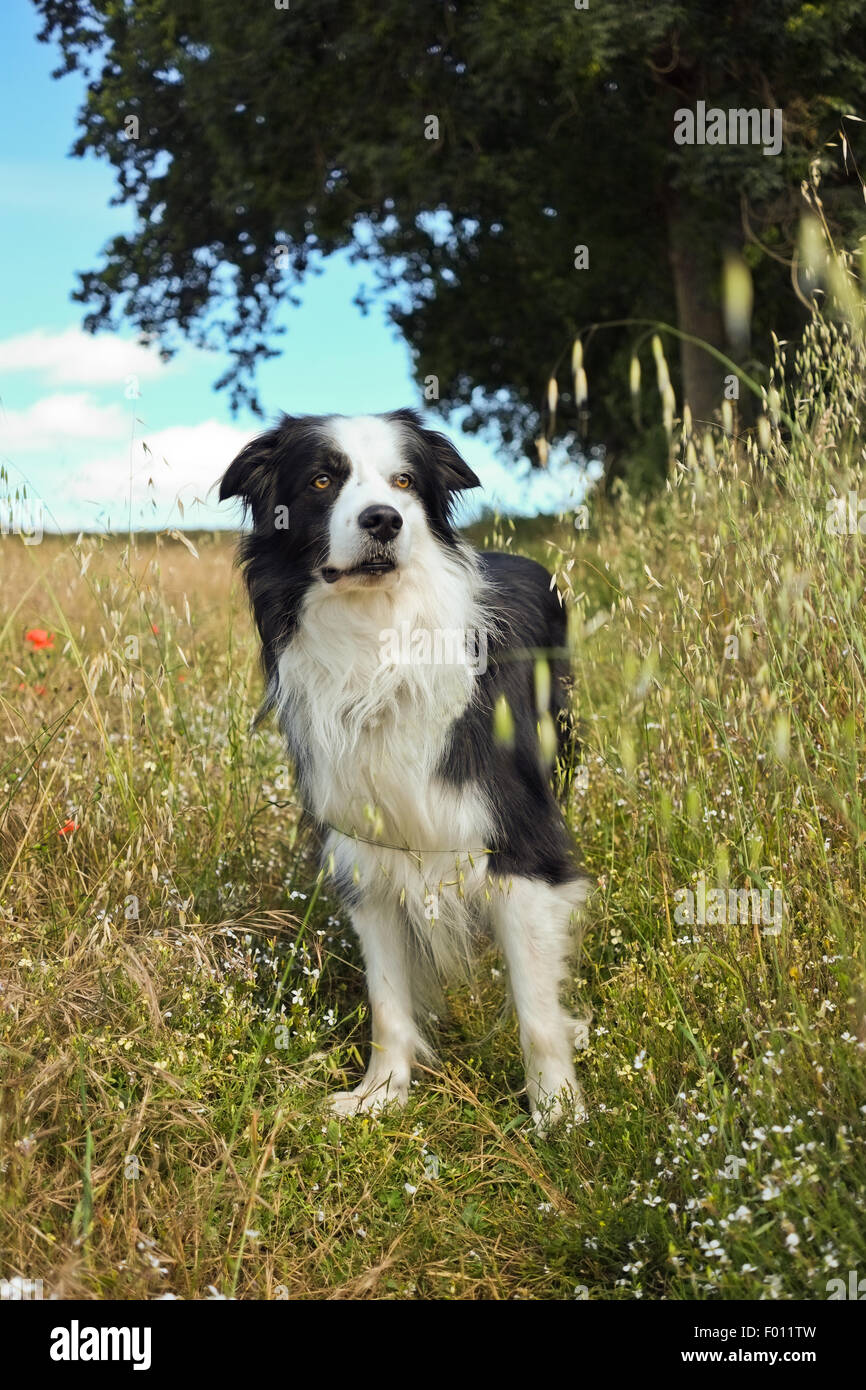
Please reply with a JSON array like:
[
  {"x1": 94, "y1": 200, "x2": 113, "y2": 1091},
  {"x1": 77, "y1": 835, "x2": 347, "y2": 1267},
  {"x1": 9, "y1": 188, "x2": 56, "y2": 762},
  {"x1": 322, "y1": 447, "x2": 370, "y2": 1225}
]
[
  {"x1": 0, "y1": 327, "x2": 167, "y2": 387},
  {"x1": 62, "y1": 419, "x2": 253, "y2": 526},
  {"x1": 0, "y1": 392, "x2": 129, "y2": 453}
]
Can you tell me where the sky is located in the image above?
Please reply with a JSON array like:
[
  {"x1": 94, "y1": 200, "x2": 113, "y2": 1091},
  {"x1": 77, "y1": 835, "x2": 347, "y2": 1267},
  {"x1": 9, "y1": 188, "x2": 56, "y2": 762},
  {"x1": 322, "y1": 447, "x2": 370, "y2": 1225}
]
[{"x1": 0, "y1": 2, "x2": 598, "y2": 536}]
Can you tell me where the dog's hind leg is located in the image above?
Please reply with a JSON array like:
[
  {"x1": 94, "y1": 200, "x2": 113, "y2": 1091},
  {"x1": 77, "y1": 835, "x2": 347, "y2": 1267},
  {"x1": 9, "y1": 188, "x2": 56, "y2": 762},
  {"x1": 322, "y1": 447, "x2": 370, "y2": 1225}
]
[
  {"x1": 329, "y1": 899, "x2": 428, "y2": 1117},
  {"x1": 490, "y1": 874, "x2": 591, "y2": 1132}
]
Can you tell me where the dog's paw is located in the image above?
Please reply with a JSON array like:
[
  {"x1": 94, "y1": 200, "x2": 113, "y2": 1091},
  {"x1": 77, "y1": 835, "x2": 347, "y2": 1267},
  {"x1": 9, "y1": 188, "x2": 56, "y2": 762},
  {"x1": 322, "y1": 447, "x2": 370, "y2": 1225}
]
[{"x1": 328, "y1": 1083, "x2": 408, "y2": 1118}]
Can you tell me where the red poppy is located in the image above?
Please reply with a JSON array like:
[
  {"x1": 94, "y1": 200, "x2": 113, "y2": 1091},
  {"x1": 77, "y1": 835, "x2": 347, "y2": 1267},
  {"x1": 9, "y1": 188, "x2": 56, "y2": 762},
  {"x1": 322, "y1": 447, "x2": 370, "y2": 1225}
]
[
  {"x1": 25, "y1": 629, "x2": 54, "y2": 650},
  {"x1": 33, "y1": 685, "x2": 46, "y2": 696},
  {"x1": 58, "y1": 820, "x2": 77, "y2": 836}
]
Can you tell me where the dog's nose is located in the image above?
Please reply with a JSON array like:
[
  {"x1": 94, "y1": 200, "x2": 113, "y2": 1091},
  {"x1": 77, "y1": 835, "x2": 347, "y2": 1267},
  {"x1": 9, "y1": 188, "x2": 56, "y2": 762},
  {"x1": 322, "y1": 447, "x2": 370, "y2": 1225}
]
[{"x1": 358, "y1": 504, "x2": 403, "y2": 541}]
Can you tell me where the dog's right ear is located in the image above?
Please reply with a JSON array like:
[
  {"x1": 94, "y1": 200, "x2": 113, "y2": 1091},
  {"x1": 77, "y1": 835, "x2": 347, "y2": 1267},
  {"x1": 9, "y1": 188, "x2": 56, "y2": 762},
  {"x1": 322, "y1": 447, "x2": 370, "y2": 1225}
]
[{"x1": 219, "y1": 426, "x2": 282, "y2": 515}]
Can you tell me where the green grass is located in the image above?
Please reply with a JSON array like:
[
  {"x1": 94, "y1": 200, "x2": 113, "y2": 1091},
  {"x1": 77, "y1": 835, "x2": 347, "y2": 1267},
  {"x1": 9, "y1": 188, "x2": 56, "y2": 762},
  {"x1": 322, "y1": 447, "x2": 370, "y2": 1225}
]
[{"x1": 1, "y1": 312, "x2": 865, "y2": 1300}]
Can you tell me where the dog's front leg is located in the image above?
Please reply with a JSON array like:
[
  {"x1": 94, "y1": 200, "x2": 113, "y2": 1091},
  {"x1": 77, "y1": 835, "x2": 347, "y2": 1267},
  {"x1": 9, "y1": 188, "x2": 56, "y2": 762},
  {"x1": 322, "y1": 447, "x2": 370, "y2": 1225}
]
[{"x1": 329, "y1": 902, "x2": 422, "y2": 1116}]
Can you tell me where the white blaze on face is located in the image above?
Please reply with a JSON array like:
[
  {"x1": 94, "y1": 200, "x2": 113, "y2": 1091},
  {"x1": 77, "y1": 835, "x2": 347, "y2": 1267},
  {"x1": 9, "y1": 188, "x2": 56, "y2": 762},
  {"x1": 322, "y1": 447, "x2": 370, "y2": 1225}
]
[{"x1": 324, "y1": 416, "x2": 422, "y2": 572}]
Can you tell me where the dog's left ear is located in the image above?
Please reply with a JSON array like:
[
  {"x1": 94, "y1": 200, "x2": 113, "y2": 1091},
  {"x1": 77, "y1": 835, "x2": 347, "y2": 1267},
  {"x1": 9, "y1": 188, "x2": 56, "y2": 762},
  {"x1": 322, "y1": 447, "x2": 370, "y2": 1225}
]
[
  {"x1": 219, "y1": 426, "x2": 282, "y2": 514},
  {"x1": 389, "y1": 407, "x2": 481, "y2": 492}
]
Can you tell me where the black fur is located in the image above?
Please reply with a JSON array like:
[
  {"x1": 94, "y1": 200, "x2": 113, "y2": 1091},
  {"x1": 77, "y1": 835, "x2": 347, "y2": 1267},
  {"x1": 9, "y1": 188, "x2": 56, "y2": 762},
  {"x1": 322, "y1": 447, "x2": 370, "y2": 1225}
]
[
  {"x1": 219, "y1": 414, "x2": 350, "y2": 687},
  {"x1": 441, "y1": 551, "x2": 580, "y2": 885}
]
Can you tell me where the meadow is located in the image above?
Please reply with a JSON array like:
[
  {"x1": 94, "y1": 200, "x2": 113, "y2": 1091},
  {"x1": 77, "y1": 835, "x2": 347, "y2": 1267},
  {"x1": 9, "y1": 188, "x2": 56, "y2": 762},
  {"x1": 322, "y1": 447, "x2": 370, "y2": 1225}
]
[{"x1": 1, "y1": 314, "x2": 864, "y2": 1300}]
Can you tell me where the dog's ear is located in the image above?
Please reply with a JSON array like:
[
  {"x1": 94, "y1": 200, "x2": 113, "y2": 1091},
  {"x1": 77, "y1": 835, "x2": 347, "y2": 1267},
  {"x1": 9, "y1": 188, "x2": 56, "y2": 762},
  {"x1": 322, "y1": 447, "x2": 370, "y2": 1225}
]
[
  {"x1": 219, "y1": 425, "x2": 282, "y2": 514},
  {"x1": 389, "y1": 407, "x2": 481, "y2": 492}
]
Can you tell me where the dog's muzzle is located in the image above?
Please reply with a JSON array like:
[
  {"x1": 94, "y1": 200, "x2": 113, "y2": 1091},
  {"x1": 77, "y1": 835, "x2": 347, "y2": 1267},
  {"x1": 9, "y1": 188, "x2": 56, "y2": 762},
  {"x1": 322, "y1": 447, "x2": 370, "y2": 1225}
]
[{"x1": 320, "y1": 505, "x2": 403, "y2": 583}]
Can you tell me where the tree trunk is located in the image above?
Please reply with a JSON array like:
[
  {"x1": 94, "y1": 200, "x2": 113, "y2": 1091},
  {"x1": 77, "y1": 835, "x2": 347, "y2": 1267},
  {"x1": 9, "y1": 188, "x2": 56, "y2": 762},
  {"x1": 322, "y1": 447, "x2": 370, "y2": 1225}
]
[{"x1": 666, "y1": 193, "x2": 729, "y2": 427}]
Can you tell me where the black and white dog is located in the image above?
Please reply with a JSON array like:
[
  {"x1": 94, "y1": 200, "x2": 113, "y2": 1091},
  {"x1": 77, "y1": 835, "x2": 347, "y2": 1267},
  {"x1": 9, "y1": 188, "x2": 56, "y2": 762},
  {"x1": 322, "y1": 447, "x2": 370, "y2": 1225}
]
[{"x1": 219, "y1": 408, "x2": 590, "y2": 1127}]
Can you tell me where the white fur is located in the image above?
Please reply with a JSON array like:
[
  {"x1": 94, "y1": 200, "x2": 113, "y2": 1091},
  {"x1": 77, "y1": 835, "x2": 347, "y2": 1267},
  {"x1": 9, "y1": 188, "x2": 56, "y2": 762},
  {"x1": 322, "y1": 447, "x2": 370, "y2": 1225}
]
[
  {"x1": 274, "y1": 415, "x2": 589, "y2": 1127},
  {"x1": 323, "y1": 414, "x2": 426, "y2": 574},
  {"x1": 489, "y1": 875, "x2": 590, "y2": 1129},
  {"x1": 277, "y1": 530, "x2": 493, "y2": 982}
]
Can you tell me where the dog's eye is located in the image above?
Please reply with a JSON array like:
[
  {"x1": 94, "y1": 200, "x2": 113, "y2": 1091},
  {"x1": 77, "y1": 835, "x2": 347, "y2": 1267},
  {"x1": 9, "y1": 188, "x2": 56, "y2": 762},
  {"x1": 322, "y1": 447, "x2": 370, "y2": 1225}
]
[
  {"x1": 393, "y1": 473, "x2": 413, "y2": 490},
  {"x1": 311, "y1": 474, "x2": 331, "y2": 490}
]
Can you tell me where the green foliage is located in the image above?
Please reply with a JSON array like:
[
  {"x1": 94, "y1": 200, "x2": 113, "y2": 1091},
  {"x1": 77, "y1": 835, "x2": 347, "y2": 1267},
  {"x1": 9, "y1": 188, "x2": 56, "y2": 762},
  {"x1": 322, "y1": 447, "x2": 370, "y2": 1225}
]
[{"x1": 33, "y1": 0, "x2": 866, "y2": 470}]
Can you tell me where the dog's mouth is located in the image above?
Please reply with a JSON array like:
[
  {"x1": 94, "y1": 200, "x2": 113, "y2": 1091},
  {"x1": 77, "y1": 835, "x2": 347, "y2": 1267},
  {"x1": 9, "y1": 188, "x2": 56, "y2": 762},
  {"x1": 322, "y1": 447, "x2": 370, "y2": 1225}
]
[{"x1": 320, "y1": 558, "x2": 397, "y2": 584}]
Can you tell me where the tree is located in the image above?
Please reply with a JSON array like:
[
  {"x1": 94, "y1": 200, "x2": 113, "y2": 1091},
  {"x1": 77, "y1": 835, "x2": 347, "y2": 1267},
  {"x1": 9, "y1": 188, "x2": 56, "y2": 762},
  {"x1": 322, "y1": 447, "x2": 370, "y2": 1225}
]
[{"x1": 34, "y1": 0, "x2": 866, "y2": 477}]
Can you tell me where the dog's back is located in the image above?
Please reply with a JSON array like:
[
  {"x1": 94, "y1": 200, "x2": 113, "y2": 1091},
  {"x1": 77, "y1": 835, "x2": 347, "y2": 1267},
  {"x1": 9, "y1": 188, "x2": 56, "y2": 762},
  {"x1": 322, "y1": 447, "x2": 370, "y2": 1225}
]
[{"x1": 439, "y1": 549, "x2": 579, "y2": 885}]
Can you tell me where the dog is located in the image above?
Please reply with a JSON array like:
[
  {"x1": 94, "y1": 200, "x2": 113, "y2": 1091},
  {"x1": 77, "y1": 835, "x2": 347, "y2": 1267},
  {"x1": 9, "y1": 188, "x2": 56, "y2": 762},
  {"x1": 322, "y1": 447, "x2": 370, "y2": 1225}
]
[{"x1": 219, "y1": 408, "x2": 590, "y2": 1127}]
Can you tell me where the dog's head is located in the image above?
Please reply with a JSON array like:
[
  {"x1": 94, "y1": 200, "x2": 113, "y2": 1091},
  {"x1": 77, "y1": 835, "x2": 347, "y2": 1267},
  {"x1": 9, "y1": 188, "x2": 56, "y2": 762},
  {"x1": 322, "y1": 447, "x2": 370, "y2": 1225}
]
[
  {"x1": 218, "y1": 409, "x2": 481, "y2": 662},
  {"x1": 220, "y1": 408, "x2": 480, "y2": 581}
]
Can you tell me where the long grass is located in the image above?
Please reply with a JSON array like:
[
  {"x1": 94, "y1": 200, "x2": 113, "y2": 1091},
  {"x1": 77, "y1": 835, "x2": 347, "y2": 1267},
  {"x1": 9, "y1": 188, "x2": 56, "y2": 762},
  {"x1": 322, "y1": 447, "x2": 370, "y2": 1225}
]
[{"x1": 0, "y1": 313, "x2": 864, "y2": 1300}]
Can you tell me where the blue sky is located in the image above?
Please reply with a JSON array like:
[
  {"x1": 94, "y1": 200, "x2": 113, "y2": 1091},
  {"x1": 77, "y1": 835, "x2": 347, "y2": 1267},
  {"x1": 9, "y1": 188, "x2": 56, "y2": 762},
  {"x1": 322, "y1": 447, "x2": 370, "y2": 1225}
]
[{"x1": 0, "y1": 2, "x2": 597, "y2": 535}]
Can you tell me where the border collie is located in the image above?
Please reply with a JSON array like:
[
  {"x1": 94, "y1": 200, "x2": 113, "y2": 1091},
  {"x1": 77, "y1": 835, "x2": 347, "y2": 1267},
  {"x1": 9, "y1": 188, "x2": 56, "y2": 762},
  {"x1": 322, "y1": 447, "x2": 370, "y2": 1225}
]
[{"x1": 219, "y1": 409, "x2": 590, "y2": 1128}]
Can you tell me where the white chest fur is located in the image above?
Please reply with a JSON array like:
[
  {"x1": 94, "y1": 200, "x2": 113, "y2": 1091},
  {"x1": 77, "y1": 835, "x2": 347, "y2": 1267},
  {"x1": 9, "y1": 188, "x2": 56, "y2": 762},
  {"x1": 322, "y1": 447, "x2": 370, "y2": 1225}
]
[{"x1": 275, "y1": 544, "x2": 494, "y2": 972}]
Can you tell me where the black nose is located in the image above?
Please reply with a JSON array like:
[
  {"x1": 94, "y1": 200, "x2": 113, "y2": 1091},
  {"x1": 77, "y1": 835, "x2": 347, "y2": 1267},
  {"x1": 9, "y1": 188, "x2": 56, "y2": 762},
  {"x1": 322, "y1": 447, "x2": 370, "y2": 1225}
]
[{"x1": 358, "y1": 504, "x2": 403, "y2": 542}]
